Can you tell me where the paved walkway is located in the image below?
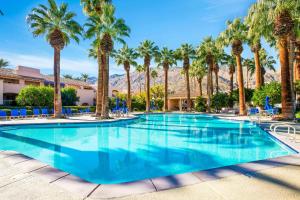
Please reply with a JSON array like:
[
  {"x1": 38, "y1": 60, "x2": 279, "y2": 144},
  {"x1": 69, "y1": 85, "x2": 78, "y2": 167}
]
[{"x1": 0, "y1": 114, "x2": 300, "y2": 200}]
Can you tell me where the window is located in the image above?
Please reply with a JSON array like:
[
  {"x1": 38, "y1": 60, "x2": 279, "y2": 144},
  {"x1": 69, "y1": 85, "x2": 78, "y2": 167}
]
[
  {"x1": 25, "y1": 81, "x2": 40, "y2": 86},
  {"x1": 4, "y1": 79, "x2": 19, "y2": 84}
]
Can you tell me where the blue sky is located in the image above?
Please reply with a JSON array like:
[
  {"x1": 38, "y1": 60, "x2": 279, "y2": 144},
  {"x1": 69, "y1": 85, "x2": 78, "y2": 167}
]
[{"x1": 0, "y1": 0, "x2": 277, "y2": 77}]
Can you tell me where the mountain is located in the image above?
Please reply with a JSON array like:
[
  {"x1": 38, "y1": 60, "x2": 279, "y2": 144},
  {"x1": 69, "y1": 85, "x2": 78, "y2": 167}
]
[{"x1": 107, "y1": 67, "x2": 280, "y2": 97}]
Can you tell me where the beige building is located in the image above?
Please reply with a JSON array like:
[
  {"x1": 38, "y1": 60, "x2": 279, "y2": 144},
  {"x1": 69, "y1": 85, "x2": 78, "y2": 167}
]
[{"x1": 0, "y1": 66, "x2": 96, "y2": 106}]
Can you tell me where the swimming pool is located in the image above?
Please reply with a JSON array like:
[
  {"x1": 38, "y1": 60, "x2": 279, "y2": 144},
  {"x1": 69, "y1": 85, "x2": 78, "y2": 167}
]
[{"x1": 0, "y1": 114, "x2": 296, "y2": 184}]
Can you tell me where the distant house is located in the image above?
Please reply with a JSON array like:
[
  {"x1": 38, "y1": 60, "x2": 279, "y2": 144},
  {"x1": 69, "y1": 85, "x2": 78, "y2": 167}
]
[{"x1": 0, "y1": 66, "x2": 96, "y2": 106}]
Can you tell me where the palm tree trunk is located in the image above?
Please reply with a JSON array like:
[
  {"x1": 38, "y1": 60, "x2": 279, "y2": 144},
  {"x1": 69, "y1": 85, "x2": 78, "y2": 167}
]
[
  {"x1": 197, "y1": 78, "x2": 202, "y2": 96},
  {"x1": 101, "y1": 53, "x2": 109, "y2": 118},
  {"x1": 125, "y1": 66, "x2": 131, "y2": 112},
  {"x1": 254, "y1": 50, "x2": 262, "y2": 89},
  {"x1": 230, "y1": 72, "x2": 234, "y2": 95},
  {"x1": 214, "y1": 69, "x2": 219, "y2": 93},
  {"x1": 163, "y1": 65, "x2": 169, "y2": 112},
  {"x1": 145, "y1": 56, "x2": 150, "y2": 113},
  {"x1": 95, "y1": 48, "x2": 103, "y2": 117},
  {"x1": 246, "y1": 67, "x2": 249, "y2": 89},
  {"x1": 210, "y1": 68, "x2": 214, "y2": 95},
  {"x1": 53, "y1": 47, "x2": 62, "y2": 118},
  {"x1": 295, "y1": 41, "x2": 300, "y2": 81},
  {"x1": 236, "y1": 54, "x2": 246, "y2": 115},
  {"x1": 185, "y1": 68, "x2": 191, "y2": 111},
  {"x1": 207, "y1": 62, "x2": 213, "y2": 113},
  {"x1": 278, "y1": 38, "x2": 294, "y2": 119}
]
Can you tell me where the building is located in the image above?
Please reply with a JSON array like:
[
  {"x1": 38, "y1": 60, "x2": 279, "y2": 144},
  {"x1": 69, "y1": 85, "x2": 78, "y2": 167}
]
[
  {"x1": 0, "y1": 66, "x2": 96, "y2": 106},
  {"x1": 168, "y1": 91, "x2": 201, "y2": 111}
]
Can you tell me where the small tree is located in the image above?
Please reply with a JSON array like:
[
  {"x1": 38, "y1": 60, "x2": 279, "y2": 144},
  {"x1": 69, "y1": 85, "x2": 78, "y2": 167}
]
[
  {"x1": 195, "y1": 96, "x2": 206, "y2": 112},
  {"x1": 211, "y1": 93, "x2": 230, "y2": 112},
  {"x1": 16, "y1": 86, "x2": 53, "y2": 107},
  {"x1": 252, "y1": 82, "x2": 281, "y2": 107},
  {"x1": 61, "y1": 87, "x2": 79, "y2": 106}
]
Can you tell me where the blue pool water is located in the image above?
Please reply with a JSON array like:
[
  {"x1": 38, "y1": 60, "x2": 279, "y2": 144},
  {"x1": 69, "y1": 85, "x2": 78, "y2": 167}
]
[{"x1": 0, "y1": 114, "x2": 296, "y2": 184}]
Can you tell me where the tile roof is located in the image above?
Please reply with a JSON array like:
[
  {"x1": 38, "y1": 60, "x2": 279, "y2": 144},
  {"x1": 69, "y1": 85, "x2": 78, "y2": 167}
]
[{"x1": 0, "y1": 68, "x2": 91, "y2": 87}]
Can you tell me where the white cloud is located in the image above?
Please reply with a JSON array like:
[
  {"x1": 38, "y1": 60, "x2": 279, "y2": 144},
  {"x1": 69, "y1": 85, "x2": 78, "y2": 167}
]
[{"x1": 0, "y1": 51, "x2": 123, "y2": 76}]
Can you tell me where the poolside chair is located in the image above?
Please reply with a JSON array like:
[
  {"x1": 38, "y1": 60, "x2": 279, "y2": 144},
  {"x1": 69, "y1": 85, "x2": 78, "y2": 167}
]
[
  {"x1": 41, "y1": 108, "x2": 49, "y2": 117},
  {"x1": 111, "y1": 98, "x2": 121, "y2": 117},
  {"x1": 248, "y1": 107, "x2": 259, "y2": 115},
  {"x1": 121, "y1": 100, "x2": 128, "y2": 116},
  {"x1": 263, "y1": 96, "x2": 279, "y2": 117},
  {"x1": 0, "y1": 110, "x2": 7, "y2": 120},
  {"x1": 19, "y1": 109, "x2": 27, "y2": 118},
  {"x1": 33, "y1": 108, "x2": 40, "y2": 118},
  {"x1": 10, "y1": 109, "x2": 19, "y2": 119},
  {"x1": 85, "y1": 108, "x2": 91, "y2": 114},
  {"x1": 66, "y1": 108, "x2": 72, "y2": 116}
]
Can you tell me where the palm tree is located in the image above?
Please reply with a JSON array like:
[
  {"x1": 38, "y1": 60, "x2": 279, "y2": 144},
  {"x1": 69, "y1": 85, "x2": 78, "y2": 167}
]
[
  {"x1": 249, "y1": 0, "x2": 298, "y2": 119},
  {"x1": 63, "y1": 74, "x2": 74, "y2": 79},
  {"x1": 190, "y1": 59, "x2": 207, "y2": 96},
  {"x1": 222, "y1": 54, "x2": 236, "y2": 95},
  {"x1": 137, "y1": 40, "x2": 159, "y2": 112},
  {"x1": 151, "y1": 69, "x2": 158, "y2": 85},
  {"x1": 81, "y1": 0, "x2": 111, "y2": 16},
  {"x1": 85, "y1": 3, "x2": 130, "y2": 118},
  {"x1": 135, "y1": 65, "x2": 145, "y2": 94},
  {"x1": 219, "y1": 18, "x2": 248, "y2": 115},
  {"x1": 0, "y1": 59, "x2": 9, "y2": 68},
  {"x1": 243, "y1": 58, "x2": 255, "y2": 89},
  {"x1": 114, "y1": 45, "x2": 138, "y2": 112},
  {"x1": 197, "y1": 37, "x2": 218, "y2": 112},
  {"x1": 27, "y1": 0, "x2": 82, "y2": 118},
  {"x1": 260, "y1": 49, "x2": 276, "y2": 85},
  {"x1": 175, "y1": 44, "x2": 195, "y2": 112},
  {"x1": 155, "y1": 47, "x2": 176, "y2": 111},
  {"x1": 81, "y1": 73, "x2": 90, "y2": 82}
]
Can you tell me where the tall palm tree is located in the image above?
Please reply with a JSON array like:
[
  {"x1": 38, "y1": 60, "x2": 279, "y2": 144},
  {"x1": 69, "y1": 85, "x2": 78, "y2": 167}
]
[
  {"x1": 155, "y1": 47, "x2": 176, "y2": 111},
  {"x1": 190, "y1": 59, "x2": 207, "y2": 97},
  {"x1": 135, "y1": 65, "x2": 145, "y2": 94},
  {"x1": 113, "y1": 45, "x2": 138, "y2": 112},
  {"x1": 260, "y1": 49, "x2": 276, "y2": 85},
  {"x1": 81, "y1": 73, "x2": 90, "y2": 82},
  {"x1": 63, "y1": 74, "x2": 74, "y2": 79},
  {"x1": 197, "y1": 37, "x2": 218, "y2": 112},
  {"x1": 219, "y1": 18, "x2": 248, "y2": 115},
  {"x1": 0, "y1": 59, "x2": 9, "y2": 68},
  {"x1": 243, "y1": 58, "x2": 255, "y2": 89},
  {"x1": 151, "y1": 69, "x2": 158, "y2": 85},
  {"x1": 27, "y1": 0, "x2": 82, "y2": 118},
  {"x1": 175, "y1": 44, "x2": 195, "y2": 112},
  {"x1": 222, "y1": 54, "x2": 236, "y2": 95},
  {"x1": 137, "y1": 40, "x2": 159, "y2": 112},
  {"x1": 250, "y1": 0, "x2": 298, "y2": 119},
  {"x1": 86, "y1": 3, "x2": 130, "y2": 118},
  {"x1": 81, "y1": 0, "x2": 111, "y2": 16}
]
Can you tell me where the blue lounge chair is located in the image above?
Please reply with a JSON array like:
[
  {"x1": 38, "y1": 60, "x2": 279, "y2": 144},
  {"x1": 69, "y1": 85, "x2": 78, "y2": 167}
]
[
  {"x1": 86, "y1": 108, "x2": 91, "y2": 113},
  {"x1": 10, "y1": 109, "x2": 19, "y2": 119},
  {"x1": 41, "y1": 108, "x2": 49, "y2": 117},
  {"x1": 0, "y1": 110, "x2": 7, "y2": 120},
  {"x1": 33, "y1": 108, "x2": 40, "y2": 117},
  {"x1": 120, "y1": 100, "x2": 128, "y2": 116},
  {"x1": 248, "y1": 107, "x2": 259, "y2": 115},
  {"x1": 264, "y1": 96, "x2": 279, "y2": 116},
  {"x1": 66, "y1": 108, "x2": 72, "y2": 116},
  {"x1": 112, "y1": 98, "x2": 121, "y2": 116},
  {"x1": 19, "y1": 109, "x2": 27, "y2": 118}
]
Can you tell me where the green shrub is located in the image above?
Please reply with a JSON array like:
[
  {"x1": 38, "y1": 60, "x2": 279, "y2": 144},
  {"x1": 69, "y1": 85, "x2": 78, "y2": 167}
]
[
  {"x1": 195, "y1": 96, "x2": 206, "y2": 112},
  {"x1": 16, "y1": 86, "x2": 53, "y2": 107},
  {"x1": 252, "y1": 82, "x2": 281, "y2": 107},
  {"x1": 232, "y1": 88, "x2": 254, "y2": 103},
  {"x1": 132, "y1": 93, "x2": 146, "y2": 111},
  {"x1": 61, "y1": 87, "x2": 79, "y2": 106},
  {"x1": 296, "y1": 112, "x2": 300, "y2": 119},
  {"x1": 211, "y1": 93, "x2": 230, "y2": 111},
  {"x1": 16, "y1": 86, "x2": 80, "y2": 107}
]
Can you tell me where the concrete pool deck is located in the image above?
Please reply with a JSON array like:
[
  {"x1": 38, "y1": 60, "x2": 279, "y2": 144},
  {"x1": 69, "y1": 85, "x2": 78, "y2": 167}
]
[{"x1": 0, "y1": 114, "x2": 300, "y2": 200}]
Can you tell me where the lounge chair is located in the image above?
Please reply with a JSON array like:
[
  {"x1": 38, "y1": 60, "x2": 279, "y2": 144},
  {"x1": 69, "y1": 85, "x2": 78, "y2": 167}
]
[
  {"x1": 41, "y1": 108, "x2": 49, "y2": 117},
  {"x1": 121, "y1": 100, "x2": 128, "y2": 116},
  {"x1": 0, "y1": 110, "x2": 7, "y2": 120},
  {"x1": 19, "y1": 109, "x2": 27, "y2": 118},
  {"x1": 33, "y1": 108, "x2": 40, "y2": 118},
  {"x1": 10, "y1": 109, "x2": 19, "y2": 119},
  {"x1": 66, "y1": 108, "x2": 72, "y2": 116}
]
